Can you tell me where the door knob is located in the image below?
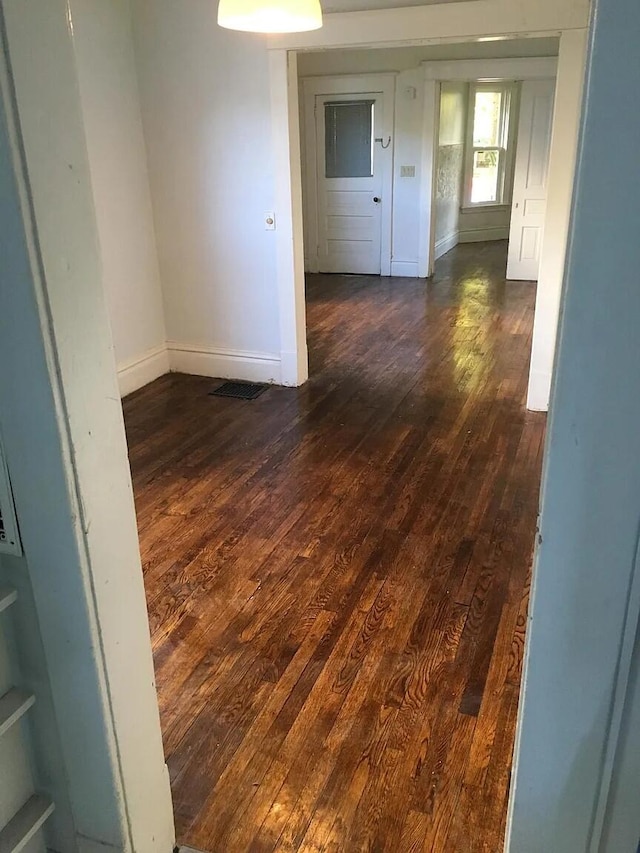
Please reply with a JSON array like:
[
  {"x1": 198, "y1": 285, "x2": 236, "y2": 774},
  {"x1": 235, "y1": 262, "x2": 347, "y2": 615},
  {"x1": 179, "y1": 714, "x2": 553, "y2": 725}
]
[{"x1": 373, "y1": 197, "x2": 381, "y2": 203}]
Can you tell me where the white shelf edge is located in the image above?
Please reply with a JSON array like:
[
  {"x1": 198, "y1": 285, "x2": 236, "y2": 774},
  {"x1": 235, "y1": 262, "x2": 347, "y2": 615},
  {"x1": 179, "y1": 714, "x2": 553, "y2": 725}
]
[
  {"x1": 0, "y1": 586, "x2": 17, "y2": 615},
  {"x1": 0, "y1": 689, "x2": 35, "y2": 738},
  {"x1": 0, "y1": 795, "x2": 54, "y2": 853}
]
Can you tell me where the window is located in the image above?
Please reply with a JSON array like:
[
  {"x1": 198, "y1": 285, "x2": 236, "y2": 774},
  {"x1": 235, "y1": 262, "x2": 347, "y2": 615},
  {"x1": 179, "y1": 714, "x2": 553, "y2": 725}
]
[
  {"x1": 464, "y1": 83, "x2": 515, "y2": 207},
  {"x1": 324, "y1": 100, "x2": 374, "y2": 179}
]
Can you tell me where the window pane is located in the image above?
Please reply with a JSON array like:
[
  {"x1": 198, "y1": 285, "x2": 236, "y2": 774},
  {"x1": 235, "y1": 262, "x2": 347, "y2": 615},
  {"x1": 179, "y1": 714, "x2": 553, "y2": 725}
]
[
  {"x1": 325, "y1": 101, "x2": 374, "y2": 178},
  {"x1": 471, "y1": 149, "x2": 499, "y2": 203},
  {"x1": 473, "y1": 91, "x2": 502, "y2": 147}
]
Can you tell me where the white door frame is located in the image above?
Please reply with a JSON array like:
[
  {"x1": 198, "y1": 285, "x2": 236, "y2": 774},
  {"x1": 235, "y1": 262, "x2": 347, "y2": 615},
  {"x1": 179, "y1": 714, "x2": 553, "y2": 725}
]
[
  {"x1": 302, "y1": 74, "x2": 396, "y2": 276},
  {"x1": 419, "y1": 56, "x2": 558, "y2": 278}
]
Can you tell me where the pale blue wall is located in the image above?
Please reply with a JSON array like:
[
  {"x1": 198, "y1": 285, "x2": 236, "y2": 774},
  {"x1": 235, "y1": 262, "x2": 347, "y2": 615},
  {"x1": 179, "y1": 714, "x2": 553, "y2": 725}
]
[
  {"x1": 509, "y1": 0, "x2": 640, "y2": 849},
  {"x1": 600, "y1": 620, "x2": 640, "y2": 851}
]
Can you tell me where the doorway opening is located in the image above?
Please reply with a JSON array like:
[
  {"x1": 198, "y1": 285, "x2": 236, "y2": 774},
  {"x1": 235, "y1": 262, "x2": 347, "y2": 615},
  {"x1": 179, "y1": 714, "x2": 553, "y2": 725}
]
[
  {"x1": 273, "y1": 37, "x2": 581, "y2": 416},
  {"x1": 431, "y1": 73, "x2": 555, "y2": 281},
  {"x1": 297, "y1": 44, "x2": 559, "y2": 342}
]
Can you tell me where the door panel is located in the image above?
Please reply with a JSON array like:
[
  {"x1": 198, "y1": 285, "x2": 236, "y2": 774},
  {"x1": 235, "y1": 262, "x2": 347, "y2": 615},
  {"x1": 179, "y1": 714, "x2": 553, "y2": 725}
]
[
  {"x1": 316, "y1": 94, "x2": 384, "y2": 275},
  {"x1": 327, "y1": 212, "x2": 373, "y2": 242},
  {"x1": 507, "y1": 79, "x2": 556, "y2": 281}
]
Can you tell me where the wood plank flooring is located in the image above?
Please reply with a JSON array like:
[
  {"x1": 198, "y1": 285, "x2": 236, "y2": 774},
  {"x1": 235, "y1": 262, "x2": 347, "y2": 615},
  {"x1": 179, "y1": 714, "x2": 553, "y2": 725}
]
[{"x1": 123, "y1": 241, "x2": 545, "y2": 853}]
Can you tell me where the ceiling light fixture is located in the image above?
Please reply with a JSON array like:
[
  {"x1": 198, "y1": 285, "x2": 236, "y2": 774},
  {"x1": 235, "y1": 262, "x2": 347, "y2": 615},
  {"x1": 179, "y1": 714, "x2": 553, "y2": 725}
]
[{"x1": 218, "y1": 0, "x2": 323, "y2": 33}]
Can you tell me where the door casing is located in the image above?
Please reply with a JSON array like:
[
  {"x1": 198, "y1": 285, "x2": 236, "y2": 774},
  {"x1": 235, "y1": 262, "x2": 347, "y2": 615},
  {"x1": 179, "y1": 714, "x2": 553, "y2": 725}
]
[{"x1": 420, "y1": 57, "x2": 558, "y2": 278}]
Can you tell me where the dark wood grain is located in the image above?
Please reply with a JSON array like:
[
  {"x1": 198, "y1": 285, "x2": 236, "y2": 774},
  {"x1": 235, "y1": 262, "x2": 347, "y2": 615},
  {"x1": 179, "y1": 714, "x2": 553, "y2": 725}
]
[{"x1": 123, "y1": 241, "x2": 545, "y2": 853}]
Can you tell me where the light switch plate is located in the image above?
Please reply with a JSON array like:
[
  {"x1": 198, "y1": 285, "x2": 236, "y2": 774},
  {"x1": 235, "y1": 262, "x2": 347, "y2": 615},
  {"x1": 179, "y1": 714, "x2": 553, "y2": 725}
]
[{"x1": 400, "y1": 165, "x2": 416, "y2": 178}]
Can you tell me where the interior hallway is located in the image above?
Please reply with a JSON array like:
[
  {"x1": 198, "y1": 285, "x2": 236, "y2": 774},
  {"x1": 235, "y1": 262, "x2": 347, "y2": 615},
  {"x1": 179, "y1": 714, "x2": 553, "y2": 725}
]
[{"x1": 123, "y1": 241, "x2": 545, "y2": 853}]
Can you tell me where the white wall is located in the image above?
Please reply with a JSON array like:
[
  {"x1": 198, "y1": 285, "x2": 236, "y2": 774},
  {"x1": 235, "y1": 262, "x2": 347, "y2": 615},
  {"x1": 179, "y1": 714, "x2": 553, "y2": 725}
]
[
  {"x1": 390, "y1": 69, "x2": 426, "y2": 277},
  {"x1": 434, "y1": 81, "x2": 466, "y2": 259},
  {"x1": 131, "y1": 0, "x2": 282, "y2": 384},
  {"x1": 458, "y1": 205, "x2": 511, "y2": 243},
  {"x1": 71, "y1": 0, "x2": 168, "y2": 397}
]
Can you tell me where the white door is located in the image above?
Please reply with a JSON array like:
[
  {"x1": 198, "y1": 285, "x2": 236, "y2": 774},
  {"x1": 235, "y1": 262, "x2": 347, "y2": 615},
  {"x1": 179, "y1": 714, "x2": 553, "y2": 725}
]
[
  {"x1": 507, "y1": 78, "x2": 556, "y2": 281},
  {"x1": 315, "y1": 94, "x2": 385, "y2": 274}
]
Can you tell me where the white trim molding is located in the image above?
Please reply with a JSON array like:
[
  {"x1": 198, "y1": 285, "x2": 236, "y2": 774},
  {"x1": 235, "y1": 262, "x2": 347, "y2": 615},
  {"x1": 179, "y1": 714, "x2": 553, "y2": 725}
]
[
  {"x1": 526, "y1": 368, "x2": 553, "y2": 411},
  {"x1": 167, "y1": 343, "x2": 282, "y2": 385},
  {"x1": 269, "y1": 0, "x2": 589, "y2": 51},
  {"x1": 459, "y1": 226, "x2": 510, "y2": 243},
  {"x1": 117, "y1": 344, "x2": 169, "y2": 397},
  {"x1": 270, "y1": 51, "x2": 309, "y2": 388},
  {"x1": 280, "y1": 347, "x2": 308, "y2": 387},
  {"x1": 526, "y1": 29, "x2": 588, "y2": 414},
  {"x1": 422, "y1": 56, "x2": 558, "y2": 81},
  {"x1": 434, "y1": 231, "x2": 460, "y2": 260},
  {"x1": 390, "y1": 260, "x2": 420, "y2": 277}
]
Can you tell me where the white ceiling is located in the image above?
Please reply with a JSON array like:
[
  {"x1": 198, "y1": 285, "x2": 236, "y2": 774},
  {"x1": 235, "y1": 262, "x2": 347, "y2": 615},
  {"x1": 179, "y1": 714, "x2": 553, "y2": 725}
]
[{"x1": 322, "y1": 0, "x2": 471, "y2": 12}]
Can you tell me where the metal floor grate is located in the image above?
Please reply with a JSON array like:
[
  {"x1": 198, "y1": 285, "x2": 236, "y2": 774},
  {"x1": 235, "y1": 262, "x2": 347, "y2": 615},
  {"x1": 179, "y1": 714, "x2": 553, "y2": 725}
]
[{"x1": 209, "y1": 381, "x2": 267, "y2": 400}]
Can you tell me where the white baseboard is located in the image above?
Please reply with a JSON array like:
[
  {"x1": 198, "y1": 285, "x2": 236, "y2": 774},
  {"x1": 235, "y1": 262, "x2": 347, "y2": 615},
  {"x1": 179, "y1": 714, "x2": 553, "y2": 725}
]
[
  {"x1": 390, "y1": 260, "x2": 419, "y2": 278},
  {"x1": 280, "y1": 348, "x2": 308, "y2": 387},
  {"x1": 167, "y1": 342, "x2": 281, "y2": 384},
  {"x1": 434, "y1": 231, "x2": 460, "y2": 261},
  {"x1": 526, "y1": 368, "x2": 551, "y2": 412},
  {"x1": 459, "y1": 226, "x2": 509, "y2": 243},
  {"x1": 117, "y1": 344, "x2": 170, "y2": 397}
]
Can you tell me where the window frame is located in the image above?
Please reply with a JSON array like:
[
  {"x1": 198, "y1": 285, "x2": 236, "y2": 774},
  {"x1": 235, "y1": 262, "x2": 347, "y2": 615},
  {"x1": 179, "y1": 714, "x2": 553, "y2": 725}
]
[{"x1": 462, "y1": 82, "x2": 518, "y2": 210}]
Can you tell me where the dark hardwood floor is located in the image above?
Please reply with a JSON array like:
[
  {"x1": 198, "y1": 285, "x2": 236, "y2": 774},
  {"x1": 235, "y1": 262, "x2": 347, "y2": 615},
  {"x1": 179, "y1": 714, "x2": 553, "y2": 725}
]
[{"x1": 123, "y1": 241, "x2": 545, "y2": 853}]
